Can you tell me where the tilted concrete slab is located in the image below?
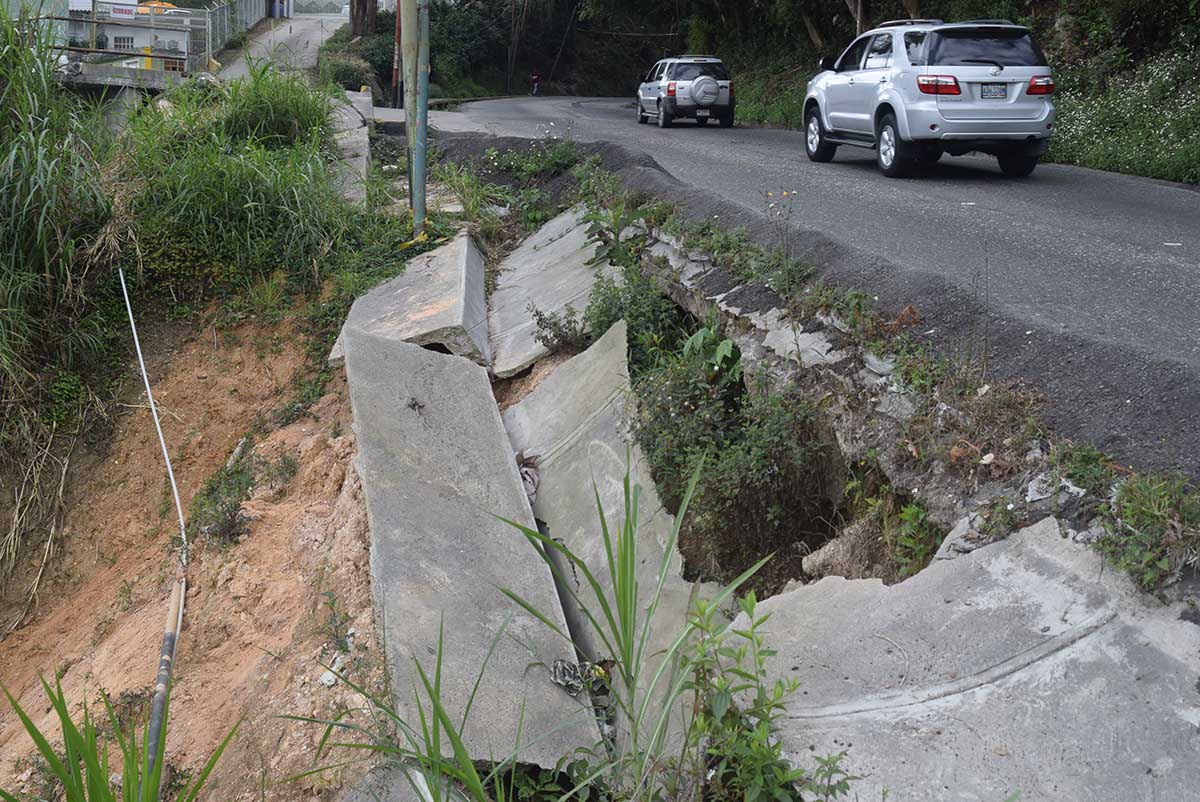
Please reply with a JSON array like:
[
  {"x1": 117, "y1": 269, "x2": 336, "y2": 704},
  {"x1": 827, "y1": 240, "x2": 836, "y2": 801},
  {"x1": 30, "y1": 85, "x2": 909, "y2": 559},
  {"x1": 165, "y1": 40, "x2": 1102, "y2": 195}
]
[
  {"x1": 331, "y1": 96, "x2": 370, "y2": 204},
  {"x1": 342, "y1": 233, "x2": 490, "y2": 365},
  {"x1": 488, "y1": 206, "x2": 614, "y2": 378},
  {"x1": 744, "y1": 518, "x2": 1200, "y2": 802},
  {"x1": 342, "y1": 331, "x2": 595, "y2": 766},
  {"x1": 345, "y1": 89, "x2": 374, "y2": 127},
  {"x1": 502, "y1": 321, "x2": 703, "y2": 751}
]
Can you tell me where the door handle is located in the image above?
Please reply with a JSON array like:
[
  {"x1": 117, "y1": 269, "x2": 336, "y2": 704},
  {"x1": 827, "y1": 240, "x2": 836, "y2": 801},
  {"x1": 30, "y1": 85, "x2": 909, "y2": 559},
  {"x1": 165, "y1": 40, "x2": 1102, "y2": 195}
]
[
  {"x1": 879, "y1": 76, "x2": 888, "y2": 83},
  {"x1": 848, "y1": 77, "x2": 856, "y2": 85}
]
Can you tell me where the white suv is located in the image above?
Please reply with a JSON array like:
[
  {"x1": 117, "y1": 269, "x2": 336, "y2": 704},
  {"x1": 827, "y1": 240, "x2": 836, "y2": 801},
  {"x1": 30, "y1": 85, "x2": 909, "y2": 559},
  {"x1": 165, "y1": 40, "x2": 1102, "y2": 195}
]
[{"x1": 804, "y1": 19, "x2": 1056, "y2": 177}]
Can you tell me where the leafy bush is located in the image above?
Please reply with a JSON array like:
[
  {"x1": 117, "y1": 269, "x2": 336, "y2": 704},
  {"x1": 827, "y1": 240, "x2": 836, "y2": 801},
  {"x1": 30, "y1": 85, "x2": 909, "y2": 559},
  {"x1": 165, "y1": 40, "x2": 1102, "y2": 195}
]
[
  {"x1": 529, "y1": 303, "x2": 590, "y2": 354},
  {"x1": 187, "y1": 452, "x2": 255, "y2": 544},
  {"x1": 1050, "y1": 37, "x2": 1200, "y2": 183},
  {"x1": 487, "y1": 139, "x2": 579, "y2": 183},
  {"x1": 319, "y1": 52, "x2": 375, "y2": 92}
]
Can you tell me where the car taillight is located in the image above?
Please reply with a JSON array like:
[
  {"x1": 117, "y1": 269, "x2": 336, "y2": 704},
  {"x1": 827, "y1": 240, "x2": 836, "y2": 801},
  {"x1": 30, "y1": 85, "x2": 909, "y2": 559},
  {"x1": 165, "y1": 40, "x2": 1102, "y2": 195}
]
[
  {"x1": 667, "y1": 81, "x2": 676, "y2": 97},
  {"x1": 1027, "y1": 75, "x2": 1055, "y2": 95},
  {"x1": 728, "y1": 81, "x2": 734, "y2": 100},
  {"x1": 917, "y1": 75, "x2": 961, "y2": 95}
]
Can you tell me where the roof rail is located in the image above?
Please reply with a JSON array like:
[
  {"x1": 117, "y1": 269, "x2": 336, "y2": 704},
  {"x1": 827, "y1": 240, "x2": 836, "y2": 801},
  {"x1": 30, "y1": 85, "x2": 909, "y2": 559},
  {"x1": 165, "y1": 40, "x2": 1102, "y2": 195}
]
[
  {"x1": 877, "y1": 19, "x2": 944, "y2": 28},
  {"x1": 675, "y1": 54, "x2": 719, "y2": 59},
  {"x1": 952, "y1": 19, "x2": 1019, "y2": 25}
]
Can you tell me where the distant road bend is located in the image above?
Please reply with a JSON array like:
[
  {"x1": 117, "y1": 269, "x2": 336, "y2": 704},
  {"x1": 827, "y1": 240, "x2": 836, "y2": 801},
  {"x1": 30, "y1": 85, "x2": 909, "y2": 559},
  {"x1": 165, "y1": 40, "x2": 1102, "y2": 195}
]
[{"x1": 430, "y1": 96, "x2": 1200, "y2": 475}]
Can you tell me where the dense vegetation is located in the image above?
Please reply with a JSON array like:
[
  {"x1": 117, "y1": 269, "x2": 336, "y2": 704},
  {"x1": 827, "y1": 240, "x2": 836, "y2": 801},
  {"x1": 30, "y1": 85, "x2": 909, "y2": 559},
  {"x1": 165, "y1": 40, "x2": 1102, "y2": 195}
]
[
  {"x1": 355, "y1": 0, "x2": 1198, "y2": 182},
  {"x1": 0, "y1": 15, "x2": 439, "y2": 582}
]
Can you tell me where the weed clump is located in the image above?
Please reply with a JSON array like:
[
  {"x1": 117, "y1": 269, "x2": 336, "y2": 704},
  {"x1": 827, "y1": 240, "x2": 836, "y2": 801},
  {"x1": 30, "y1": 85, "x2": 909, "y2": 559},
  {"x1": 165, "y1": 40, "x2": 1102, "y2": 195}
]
[
  {"x1": 188, "y1": 454, "x2": 255, "y2": 545},
  {"x1": 1100, "y1": 475, "x2": 1200, "y2": 590}
]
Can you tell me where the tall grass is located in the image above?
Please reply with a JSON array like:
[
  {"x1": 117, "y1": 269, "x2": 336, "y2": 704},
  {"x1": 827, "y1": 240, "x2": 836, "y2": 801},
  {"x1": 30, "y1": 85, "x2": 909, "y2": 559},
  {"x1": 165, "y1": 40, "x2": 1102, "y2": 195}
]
[
  {"x1": 0, "y1": 677, "x2": 238, "y2": 802},
  {"x1": 0, "y1": 12, "x2": 109, "y2": 398},
  {"x1": 224, "y1": 61, "x2": 335, "y2": 149}
]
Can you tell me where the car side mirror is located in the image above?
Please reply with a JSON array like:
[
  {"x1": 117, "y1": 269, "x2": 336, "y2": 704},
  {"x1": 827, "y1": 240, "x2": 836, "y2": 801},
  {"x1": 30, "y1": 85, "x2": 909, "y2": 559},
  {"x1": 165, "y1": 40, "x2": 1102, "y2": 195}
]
[{"x1": 819, "y1": 56, "x2": 836, "y2": 72}]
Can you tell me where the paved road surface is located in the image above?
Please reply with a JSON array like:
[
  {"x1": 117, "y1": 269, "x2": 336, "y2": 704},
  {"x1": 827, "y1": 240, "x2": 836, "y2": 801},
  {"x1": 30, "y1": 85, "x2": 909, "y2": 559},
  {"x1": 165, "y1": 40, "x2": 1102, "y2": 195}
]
[
  {"x1": 219, "y1": 13, "x2": 343, "y2": 80},
  {"x1": 431, "y1": 96, "x2": 1200, "y2": 474}
]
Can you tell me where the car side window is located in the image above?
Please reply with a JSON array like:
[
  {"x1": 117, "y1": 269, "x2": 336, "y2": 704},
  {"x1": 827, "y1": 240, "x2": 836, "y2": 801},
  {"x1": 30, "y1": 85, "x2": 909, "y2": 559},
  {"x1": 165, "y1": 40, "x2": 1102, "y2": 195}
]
[
  {"x1": 864, "y1": 34, "x2": 893, "y2": 69},
  {"x1": 904, "y1": 31, "x2": 927, "y2": 66},
  {"x1": 648, "y1": 63, "x2": 663, "y2": 82},
  {"x1": 836, "y1": 37, "x2": 870, "y2": 72}
]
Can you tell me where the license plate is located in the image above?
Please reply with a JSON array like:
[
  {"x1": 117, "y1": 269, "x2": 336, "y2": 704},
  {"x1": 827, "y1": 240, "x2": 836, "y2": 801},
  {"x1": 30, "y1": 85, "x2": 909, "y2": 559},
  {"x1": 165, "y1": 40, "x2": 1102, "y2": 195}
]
[
  {"x1": 696, "y1": 109, "x2": 710, "y2": 118},
  {"x1": 981, "y1": 83, "x2": 1007, "y2": 99}
]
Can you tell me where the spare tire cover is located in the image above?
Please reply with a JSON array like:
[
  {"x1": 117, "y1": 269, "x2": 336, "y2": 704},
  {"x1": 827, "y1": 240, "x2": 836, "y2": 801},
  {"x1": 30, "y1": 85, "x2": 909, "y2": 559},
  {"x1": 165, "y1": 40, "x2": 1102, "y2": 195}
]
[{"x1": 690, "y1": 75, "x2": 720, "y2": 108}]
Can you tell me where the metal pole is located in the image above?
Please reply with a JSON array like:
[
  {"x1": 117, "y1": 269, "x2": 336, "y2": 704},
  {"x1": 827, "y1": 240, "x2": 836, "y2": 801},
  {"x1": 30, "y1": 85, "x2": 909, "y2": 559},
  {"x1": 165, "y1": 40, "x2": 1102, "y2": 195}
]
[
  {"x1": 400, "y1": 0, "x2": 418, "y2": 210},
  {"x1": 413, "y1": 0, "x2": 429, "y2": 231},
  {"x1": 391, "y1": 0, "x2": 402, "y2": 108}
]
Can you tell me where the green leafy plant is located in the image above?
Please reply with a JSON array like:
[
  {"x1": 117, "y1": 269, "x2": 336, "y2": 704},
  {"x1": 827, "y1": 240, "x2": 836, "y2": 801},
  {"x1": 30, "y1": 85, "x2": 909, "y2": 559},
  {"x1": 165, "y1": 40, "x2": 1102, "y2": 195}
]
[
  {"x1": 529, "y1": 303, "x2": 590, "y2": 354},
  {"x1": 583, "y1": 202, "x2": 648, "y2": 269},
  {"x1": 1099, "y1": 474, "x2": 1200, "y2": 590},
  {"x1": 0, "y1": 676, "x2": 238, "y2": 802},
  {"x1": 688, "y1": 592, "x2": 809, "y2": 802},
  {"x1": 894, "y1": 502, "x2": 943, "y2": 579},
  {"x1": 187, "y1": 450, "x2": 255, "y2": 545}
]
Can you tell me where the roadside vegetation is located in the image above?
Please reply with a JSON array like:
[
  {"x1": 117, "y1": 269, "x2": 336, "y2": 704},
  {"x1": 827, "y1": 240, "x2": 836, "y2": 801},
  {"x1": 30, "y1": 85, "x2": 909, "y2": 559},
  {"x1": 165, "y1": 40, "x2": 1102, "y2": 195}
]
[
  {"x1": 0, "y1": 20, "x2": 443, "y2": 795},
  {"x1": 441, "y1": 131, "x2": 1198, "y2": 598},
  {"x1": 302, "y1": 472, "x2": 857, "y2": 802}
]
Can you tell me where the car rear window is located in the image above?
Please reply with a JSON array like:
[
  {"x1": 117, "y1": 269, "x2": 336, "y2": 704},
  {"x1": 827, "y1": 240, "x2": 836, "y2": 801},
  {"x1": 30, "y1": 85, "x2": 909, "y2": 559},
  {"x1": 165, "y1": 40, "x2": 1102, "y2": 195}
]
[
  {"x1": 928, "y1": 27, "x2": 1047, "y2": 67},
  {"x1": 671, "y1": 62, "x2": 730, "y2": 81}
]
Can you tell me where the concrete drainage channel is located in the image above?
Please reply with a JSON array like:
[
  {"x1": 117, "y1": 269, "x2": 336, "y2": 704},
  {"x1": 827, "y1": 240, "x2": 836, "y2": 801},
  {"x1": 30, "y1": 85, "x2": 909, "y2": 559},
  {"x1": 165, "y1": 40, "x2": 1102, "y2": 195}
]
[{"x1": 330, "y1": 126, "x2": 1200, "y2": 799}]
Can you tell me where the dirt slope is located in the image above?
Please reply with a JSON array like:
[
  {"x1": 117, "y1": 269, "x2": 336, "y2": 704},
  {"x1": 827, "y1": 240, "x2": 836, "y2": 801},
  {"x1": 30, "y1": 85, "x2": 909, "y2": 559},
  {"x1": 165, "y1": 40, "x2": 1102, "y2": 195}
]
[{"x1": 0, "y1": 317, "x2": 383, "y2": 801}]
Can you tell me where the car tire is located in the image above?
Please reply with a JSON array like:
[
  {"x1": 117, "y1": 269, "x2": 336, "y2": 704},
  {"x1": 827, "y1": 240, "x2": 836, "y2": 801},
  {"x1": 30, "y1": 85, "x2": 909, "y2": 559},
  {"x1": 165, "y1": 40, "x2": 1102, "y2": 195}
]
[
  {"x1": 719, "y1": 112, "x2": 734, "y2": 128},
  {"x1": 636, "y1": 99, "x2": 648, "y2": 125},
  {"x1": 804, "y1": 107, "x2": 837, "y2": 162},
  {"x1": 696, "y1": 116, "x2": 709, "y2": 126},
  {"x1": 998, "y1": 154, "x2": 1039, "y2": 177},
  {"x1": 875, "y1": 113, "x2": 913, "y2": 178},
  {"x1": 657, "y1": 103, "x2": 672, "y2": 128}
]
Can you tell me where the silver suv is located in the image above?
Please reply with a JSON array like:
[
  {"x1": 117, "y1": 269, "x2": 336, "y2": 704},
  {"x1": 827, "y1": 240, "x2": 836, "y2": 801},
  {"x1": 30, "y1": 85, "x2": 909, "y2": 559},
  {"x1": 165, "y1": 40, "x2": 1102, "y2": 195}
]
[
  {"x1": 804, "y1": 19, "x2": 1056, "y2": 177},
  {"x1": 637, "y1": 56, "x2": 735, "y2": 129}
]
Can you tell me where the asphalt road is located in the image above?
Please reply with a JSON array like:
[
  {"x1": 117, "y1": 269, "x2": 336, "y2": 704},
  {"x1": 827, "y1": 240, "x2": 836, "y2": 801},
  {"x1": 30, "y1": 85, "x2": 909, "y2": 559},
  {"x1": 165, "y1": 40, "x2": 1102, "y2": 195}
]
[
  {"x1": 437, "y1": 96, "x2": 1200, "y2": 475},
  {"x1": 219, "y1": 13, "x2": 344, "y2": 80}
]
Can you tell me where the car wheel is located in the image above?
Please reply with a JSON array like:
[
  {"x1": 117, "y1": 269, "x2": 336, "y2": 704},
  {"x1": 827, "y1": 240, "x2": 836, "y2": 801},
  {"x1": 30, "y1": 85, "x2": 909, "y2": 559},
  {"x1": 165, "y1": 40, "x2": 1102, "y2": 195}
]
[
  {"x1": 998, "y1": 154, "x2": 1039, "y2": 177},
  {"x1": 804, "y1": 107, "x2": 837, "y2": 162},
  {"x1": 636, "y1": 98, "x2": 648, "y2": 125},
  {"x1": 657, "y1": 103, "x2": 672, "y2": 128},
  {"x1": 696, "y1": 116, "x2": 709, "y2": 126},
  {"x1": 719, "y1": 112, "x2": 734, "y2": 128},
  {"x1": 875, "y1": 113, "x2": 912, "y2": 178}
]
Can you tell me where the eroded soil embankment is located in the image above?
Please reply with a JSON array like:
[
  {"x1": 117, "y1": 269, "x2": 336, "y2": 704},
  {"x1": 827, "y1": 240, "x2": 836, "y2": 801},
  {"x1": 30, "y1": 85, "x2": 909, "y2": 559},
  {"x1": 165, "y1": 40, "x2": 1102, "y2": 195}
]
[{"x1": 0, "y1": 317, "x2": 382, "y2": 802}]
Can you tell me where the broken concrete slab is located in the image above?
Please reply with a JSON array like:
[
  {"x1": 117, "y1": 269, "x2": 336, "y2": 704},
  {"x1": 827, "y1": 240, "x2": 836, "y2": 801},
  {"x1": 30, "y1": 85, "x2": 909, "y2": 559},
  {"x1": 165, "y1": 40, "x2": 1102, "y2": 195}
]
[
  {"x1": 342, "y1": 232, "x2": 490, "y2": 365},
  {"x1": 501, "y1": 320, "x2": 703, "y2": 751},
  {"x1": 342, "y1": 331, "x2": 595, "y2": 767},
  {"x1": 345, "y1": 89, "x2": 374, "y2": 127},
  {"x1": 744, "y1": 517, "x2": 1200, "y2": 802},
  {"x1": 488, "y1": 206, "x2": 613, "y2": 378}
]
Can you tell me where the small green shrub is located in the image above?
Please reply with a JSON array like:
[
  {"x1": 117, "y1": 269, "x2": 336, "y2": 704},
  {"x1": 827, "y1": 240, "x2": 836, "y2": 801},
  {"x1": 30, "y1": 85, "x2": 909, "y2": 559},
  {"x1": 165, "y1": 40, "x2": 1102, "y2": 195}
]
[
  {"x1": 487, "y1": 139, "x2": 579, "y2": 183},
  {"x1": 318, "y1": 52, "x2": 375, "y2": 92},
  {"x1": 1054, "y1": 443, "x2": 1116, "y2": 497},
  {"x1": 894, "y1": 502, "x2": 943, "y2": 579},
  {"x1": 1099, "y1": 474, "x2": 1200, "y2": 590},
  {"x1": 187, "y1": 453, "x2": 255, "y2": 545},
  {"x1": 529, "y1": 303, "x2": 589, "y2": 354}
]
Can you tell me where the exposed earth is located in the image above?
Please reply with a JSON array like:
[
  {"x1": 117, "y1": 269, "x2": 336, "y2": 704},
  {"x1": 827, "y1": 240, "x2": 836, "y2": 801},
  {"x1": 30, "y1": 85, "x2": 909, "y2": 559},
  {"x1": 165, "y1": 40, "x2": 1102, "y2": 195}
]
[{"x1": 0, "y1": 316, "x2": 382, "y2": 801}]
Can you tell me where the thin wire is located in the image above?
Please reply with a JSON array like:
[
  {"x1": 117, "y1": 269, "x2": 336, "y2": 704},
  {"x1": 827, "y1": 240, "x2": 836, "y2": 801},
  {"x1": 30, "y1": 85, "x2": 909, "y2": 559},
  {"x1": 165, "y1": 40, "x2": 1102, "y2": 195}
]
[{"x1": 118, "y1": 268, "x2": 189, "y2": 568}]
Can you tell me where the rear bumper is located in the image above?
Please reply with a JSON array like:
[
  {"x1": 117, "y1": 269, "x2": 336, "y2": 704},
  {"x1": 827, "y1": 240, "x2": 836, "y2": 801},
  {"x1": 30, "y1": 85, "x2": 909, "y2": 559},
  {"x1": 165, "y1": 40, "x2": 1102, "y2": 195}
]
[
  {"x1": 663, "y1": 98, "x2": 734, "y2": 118},
  {"x1": 902, "y1": 101, "x2": 1055, "y2": 142}
]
